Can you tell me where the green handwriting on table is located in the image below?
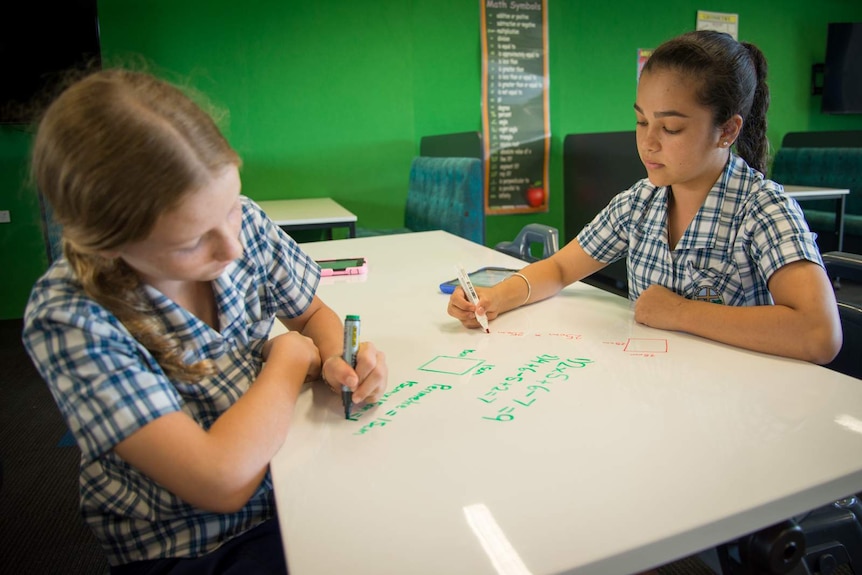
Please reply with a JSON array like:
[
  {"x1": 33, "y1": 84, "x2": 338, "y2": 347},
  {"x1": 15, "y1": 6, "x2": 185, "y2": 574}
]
[
  {"x1": 418, "y1": 352, "x2": 485, "y2": 375},
  {"x1": 348, "y1": 380, "x2": 419, "y2": 421},
  {"x1": 480, "y1": 356, "x2": 594, "y2": 423},
  {"x1": 348, "y1": 348, "x2": 594, "y2": 436},
  {"x1": 352, "y1": 383, "x2": 452, "y2": 436}
]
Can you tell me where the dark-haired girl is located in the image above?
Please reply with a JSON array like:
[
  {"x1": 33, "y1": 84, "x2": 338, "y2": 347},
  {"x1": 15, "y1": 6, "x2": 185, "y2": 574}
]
[{"x1": 450, "y1": 30, "x2": 841, "y2": 364}]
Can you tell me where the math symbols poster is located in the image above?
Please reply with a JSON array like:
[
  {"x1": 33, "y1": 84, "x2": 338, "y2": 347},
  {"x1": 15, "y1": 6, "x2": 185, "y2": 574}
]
[{"x1": 480, "y1": 0, "x2": 551, "y2": 215}]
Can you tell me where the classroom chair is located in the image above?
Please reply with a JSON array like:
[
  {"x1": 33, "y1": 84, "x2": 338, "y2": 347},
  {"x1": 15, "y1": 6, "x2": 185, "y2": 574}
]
[
  {"x1": 770, "y1": 145, "x2": 862, "y2": 253},
  {"x1": 822, "y1": 251, "x2": 862, "y2": 380},
  {"x1": 720, "y1": 498, "x2": 862, "y2": 575},
  {"x1": 495, "y1": 223, "x2": 559, "y2": 263},
  {"x1": 357, "y1": 156, "x2": 485, "y2": 244}
]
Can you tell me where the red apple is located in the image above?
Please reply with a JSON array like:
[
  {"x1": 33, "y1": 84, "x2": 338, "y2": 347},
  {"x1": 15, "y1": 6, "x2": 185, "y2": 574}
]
[{"x1": 525, "y1": 182, "x2": 545, "y2": 208}]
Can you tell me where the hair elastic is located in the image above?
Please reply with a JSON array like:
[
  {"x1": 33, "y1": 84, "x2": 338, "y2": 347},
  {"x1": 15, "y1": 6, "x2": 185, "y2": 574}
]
[{"x1": 512, "y1": 272, "x2": 531, "y2": 305}]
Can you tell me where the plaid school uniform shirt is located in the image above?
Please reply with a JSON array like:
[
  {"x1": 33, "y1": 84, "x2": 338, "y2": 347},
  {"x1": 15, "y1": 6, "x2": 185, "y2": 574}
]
[
  {"x1": 577, "y1": 154, "x2": 823, "y2": 306},
  {"x1": 22, "y1": 197, "x2": 320, "y2": 566}
]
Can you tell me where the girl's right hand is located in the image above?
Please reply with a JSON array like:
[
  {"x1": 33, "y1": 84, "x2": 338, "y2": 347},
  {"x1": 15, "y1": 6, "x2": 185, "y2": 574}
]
[
  {"x1": 320, "y1": 341, "x2": 388, "y2": 404},
  {"x1": 447, "y1": 286, "x2": 499, "y2": 329}
]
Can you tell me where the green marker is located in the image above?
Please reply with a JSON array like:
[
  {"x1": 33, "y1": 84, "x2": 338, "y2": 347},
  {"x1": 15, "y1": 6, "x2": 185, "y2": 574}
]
[{"x1": 342, "y1": 315, "x2": 360, "y2": 419}]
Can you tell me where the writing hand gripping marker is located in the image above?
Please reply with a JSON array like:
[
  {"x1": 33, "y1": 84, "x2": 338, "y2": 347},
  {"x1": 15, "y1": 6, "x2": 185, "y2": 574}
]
[{"x1": 456, "y1": 265, "x2": 490, "y2": 333}]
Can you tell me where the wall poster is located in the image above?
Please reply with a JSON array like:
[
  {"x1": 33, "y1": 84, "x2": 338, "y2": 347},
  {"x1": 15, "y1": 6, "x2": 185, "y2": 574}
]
[
  {"x1": 637, "y1": 48, "x2": 653, "y2": 82},
  {"x1": 480, "y1": 0, "x2": 550, "y2": 214},
  {"x1": 696, "y1": 10, "x2": 739, "y2": 40}
]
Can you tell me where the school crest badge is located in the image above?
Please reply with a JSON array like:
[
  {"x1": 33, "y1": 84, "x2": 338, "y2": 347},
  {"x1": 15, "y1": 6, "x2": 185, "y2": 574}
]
[{"x1": 693, "y1": 285, "x2": 723, "y2": 304}]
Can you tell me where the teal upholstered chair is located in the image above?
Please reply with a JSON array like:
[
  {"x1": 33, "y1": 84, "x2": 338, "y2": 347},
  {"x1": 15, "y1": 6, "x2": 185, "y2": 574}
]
[
  {"x1": 770, "y1": 147, "x2": 862, "y2": 251},
  {"x1": 358, "y1": 156, "x2": 485, "y2": 244}
]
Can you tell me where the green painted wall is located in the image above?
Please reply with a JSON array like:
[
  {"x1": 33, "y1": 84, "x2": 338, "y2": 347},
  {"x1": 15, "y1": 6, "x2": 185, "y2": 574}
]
[{"x1": 1, "y1": 0, "x2": 861, "y2": 319}]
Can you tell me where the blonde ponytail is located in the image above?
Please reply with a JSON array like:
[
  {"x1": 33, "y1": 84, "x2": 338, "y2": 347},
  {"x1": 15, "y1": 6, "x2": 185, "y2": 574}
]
[{"x1": 64, "y1": 242, "x2": 215, "y2": 383}]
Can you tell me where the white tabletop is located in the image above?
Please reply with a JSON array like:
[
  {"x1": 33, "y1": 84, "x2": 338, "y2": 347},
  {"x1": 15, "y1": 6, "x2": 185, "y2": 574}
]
[
  {"x1": 255, "y1": 197, "x2": 357, "y2": 226},
  {"x1": 270, "y1": 230, "x2": 862, "y2": 575},
  {"x1": 782, "y1": 185, "x2": 850, "y2": 200}
]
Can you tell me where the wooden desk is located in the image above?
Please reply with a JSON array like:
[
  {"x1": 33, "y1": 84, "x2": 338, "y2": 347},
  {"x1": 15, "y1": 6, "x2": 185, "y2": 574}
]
[
  {"x1": 256, "y1": 197, "x2": 357, "y2": 239},
  {"x1": 270, "y1": 231, "x2": 862, "y2": 575},
  {"x1": 783, "y1": 185, "x2": 850, "y2": 251}
]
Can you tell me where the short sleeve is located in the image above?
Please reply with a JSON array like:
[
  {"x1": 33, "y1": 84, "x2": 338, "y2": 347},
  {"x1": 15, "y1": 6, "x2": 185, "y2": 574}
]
[
  {"x1": 23, "y1": 293, "x2": 182, "y2": 464},
  {"x1": 237, "y1": 198, "x2": 321, "y2": 320},
  {"x1": 748, "y1": 188, "x2": 823, "y2": 281}
]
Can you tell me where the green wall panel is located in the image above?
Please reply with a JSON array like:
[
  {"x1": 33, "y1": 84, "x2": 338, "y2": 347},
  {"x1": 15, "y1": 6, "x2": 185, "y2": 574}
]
[{"x1": 1, "y1": 0, "x2": 861, "y2": 318}]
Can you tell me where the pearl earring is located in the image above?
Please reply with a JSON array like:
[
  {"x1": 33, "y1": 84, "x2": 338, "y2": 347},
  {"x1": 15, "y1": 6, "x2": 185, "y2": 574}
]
[{"x1": 723, "y1": 141, "x2": 729, "y2": 147}]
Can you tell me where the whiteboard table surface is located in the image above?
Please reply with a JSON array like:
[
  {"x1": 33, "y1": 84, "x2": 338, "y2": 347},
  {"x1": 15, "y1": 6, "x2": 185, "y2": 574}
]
[{"x1": 270, "y1": 230, "x2": 862, "y2": 575}]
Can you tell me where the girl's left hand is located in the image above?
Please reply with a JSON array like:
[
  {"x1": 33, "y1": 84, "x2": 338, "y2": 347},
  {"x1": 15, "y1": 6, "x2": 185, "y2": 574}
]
[
  {"x1": 320, "y1": 341, "x2": 388, "y2": 404},
  {"x1": 633, "y1": 284, "x2": 688, "y2": 329}
]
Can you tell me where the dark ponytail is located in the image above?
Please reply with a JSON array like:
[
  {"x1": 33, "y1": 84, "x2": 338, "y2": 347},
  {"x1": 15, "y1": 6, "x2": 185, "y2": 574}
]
[{"x1": 736, "y1": 43, "x2": 770, "y2": 174}]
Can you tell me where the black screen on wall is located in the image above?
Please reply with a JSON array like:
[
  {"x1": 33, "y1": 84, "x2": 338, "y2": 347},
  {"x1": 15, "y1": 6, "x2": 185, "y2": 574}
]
[
  {"x1": 822, "y1": 22, "x2": 862, "y2": 115},
  {"x1": 0, "y1": 0, "x2": 101, "y2": 125}
]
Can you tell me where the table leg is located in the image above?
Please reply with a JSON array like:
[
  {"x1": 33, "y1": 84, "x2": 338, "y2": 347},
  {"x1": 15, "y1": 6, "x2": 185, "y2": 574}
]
[{"x1": 836, "y1": 196, "x2": 846, "y2": 252}]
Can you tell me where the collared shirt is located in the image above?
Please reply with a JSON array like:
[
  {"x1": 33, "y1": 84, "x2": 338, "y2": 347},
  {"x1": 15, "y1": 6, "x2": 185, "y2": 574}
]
[
  {"x1": 577, "y1": 154, "x2": 822, "y2": 306},
  {"x1": 22, "y1": 197, "x2": 320, "y2": 566}
]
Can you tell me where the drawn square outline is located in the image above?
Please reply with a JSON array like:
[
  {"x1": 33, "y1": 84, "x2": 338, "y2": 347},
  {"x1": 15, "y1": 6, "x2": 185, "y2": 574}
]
[
  {"x1": 623, "y1": 338, "x2": 668, "y2": 353},
  {"x1": 418, "y1": 355, "x2": 485, "y2": 375}
]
